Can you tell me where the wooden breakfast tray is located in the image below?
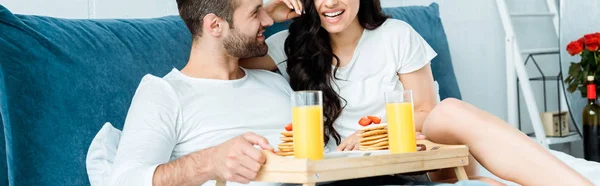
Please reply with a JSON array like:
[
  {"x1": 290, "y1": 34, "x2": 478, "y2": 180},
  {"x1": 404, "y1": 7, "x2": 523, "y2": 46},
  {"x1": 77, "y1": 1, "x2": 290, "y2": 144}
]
[{"x1": 216, "y1": 140, "x2": 469, "y2": 186}]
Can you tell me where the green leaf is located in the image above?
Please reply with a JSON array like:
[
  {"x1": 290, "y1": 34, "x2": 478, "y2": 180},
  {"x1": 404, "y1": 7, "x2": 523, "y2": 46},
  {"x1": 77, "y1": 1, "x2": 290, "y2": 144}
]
[
  {"x1": 579, "y1": 86, "x2": 587, "y2": 97},
  {"x1": 582, "y1": 57, "x2": 589, "y2": 66},
  {"x1": 565, "y1": 76, "x2": 573, "y2": 83},
  {"x1": 568, "y1": 63, "x2": 581, "y2": 77},
  {"x1": 583, "y1": 50, "x2": 595, "y2": 63},
  {"x1": 568, "y1": 81, "x2": 578, "y2": 93}
]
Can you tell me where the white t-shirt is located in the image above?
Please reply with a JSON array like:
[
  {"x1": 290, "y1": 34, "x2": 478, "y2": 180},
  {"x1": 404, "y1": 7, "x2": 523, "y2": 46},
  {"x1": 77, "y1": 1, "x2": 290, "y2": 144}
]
[
  {"x1": 266, "y1": 19, "x2": 437, "y2": 141},
  {"x1": 109, "y1": 68, "x2": 294, "y2": 186}
]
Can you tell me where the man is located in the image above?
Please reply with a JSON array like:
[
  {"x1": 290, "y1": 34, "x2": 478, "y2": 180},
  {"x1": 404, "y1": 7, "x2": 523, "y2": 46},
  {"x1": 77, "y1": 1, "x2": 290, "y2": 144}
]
[{"x1": 108, "y1": 0, "x2": 293, "y2": 185}]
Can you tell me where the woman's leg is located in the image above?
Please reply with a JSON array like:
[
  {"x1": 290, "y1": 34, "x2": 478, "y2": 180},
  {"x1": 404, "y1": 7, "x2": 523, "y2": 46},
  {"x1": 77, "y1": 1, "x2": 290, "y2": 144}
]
[{"x1": 422, "y1": 98, "x2": 592, "y2": 186}]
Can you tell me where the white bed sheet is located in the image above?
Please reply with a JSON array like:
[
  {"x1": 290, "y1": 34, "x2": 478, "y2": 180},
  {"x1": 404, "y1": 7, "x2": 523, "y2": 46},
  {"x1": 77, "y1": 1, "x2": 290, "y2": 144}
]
[{"x1": 477, "y1": 149, "x2": 600, "y2": 185}]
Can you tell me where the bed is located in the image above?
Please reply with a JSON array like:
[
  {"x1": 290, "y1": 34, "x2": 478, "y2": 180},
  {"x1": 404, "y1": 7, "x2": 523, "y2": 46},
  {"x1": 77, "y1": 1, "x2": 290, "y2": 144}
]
[{"x1": 477, "y1": 149, "x2": 600, "y2": 185}]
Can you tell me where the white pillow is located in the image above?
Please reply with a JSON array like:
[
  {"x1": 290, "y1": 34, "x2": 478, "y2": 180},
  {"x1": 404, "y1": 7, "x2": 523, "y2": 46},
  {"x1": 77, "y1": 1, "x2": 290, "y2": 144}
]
[{"x1": 86, "y1": 122, "x2": 122, "y2": 186}]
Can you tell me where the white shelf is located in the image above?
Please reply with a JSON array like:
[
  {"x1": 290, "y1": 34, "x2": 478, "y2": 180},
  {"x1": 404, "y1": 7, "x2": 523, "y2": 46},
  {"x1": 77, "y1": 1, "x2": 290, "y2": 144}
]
[
  {"x1": 498, "y1": 0, "x2": 562, "y2": 149},
  {"x1": 528, "y1": 132, "x2": 581, "y2": 145},
  {"x1": 520, "y1": 48, "x2": 559, "y2": 55},
  {"x1": 510, "y1": 12, "x2": 556, "y2": 17}
]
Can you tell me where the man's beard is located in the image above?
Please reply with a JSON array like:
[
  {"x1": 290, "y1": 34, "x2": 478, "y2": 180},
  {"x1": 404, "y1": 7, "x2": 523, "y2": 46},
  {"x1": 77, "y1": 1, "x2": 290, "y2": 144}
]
[{"x1": 223, "y1": 28, "x2": 268, "y2": 59}]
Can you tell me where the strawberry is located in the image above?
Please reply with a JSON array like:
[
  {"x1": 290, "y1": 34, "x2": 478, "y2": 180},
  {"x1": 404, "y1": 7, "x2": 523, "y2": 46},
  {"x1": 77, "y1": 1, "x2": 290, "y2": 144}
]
[
  {"x1": 285, "y1": 123, "x2": 293, "y2": 131},
  {"x1": 367, "y1": 116, "x2": 381, "y2": 124},
  {"x1": 358, "y1": 116, "x2": 372, "y2": 126}
]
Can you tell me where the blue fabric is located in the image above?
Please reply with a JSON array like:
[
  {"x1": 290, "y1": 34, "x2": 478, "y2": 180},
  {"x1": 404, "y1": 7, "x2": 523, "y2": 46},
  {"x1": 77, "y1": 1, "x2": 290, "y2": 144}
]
[
  {"x1": 0, "y1": 121, "x2": 5, "y2": 186},
  {"x1": 264, "y1": 3, "x2": 462, "y2": 100},
  {"x1": 0, "y1": 5, "x2": 190, "y2": 185},
  {"x1": 0, "y1": 2, "x2": 460, "y2": 186}
]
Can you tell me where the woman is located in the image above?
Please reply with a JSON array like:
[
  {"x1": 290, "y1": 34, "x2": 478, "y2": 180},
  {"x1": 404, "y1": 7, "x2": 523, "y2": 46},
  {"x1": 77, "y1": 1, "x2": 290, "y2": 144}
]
[{"x1": 242, "y1": 0, "x2": 592, "y2": 185}]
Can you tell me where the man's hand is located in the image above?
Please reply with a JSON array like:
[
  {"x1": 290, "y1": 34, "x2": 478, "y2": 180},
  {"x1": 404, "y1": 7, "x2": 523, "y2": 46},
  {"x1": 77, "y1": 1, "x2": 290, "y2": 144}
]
[
  {"x1": 336, "y1": 131, "x2": 428, "y2": 151},
  {"x1": 208, "y1": 132, "x2": 274, "y2": 184},
  {"x1": 265, "y1": 0, "x2": 303, "y2": 23}
]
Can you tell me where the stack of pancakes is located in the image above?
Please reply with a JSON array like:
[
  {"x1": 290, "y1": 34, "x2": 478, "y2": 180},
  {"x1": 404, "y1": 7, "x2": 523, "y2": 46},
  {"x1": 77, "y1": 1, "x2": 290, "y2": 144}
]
[
  {"x1": 358, "y1": 124, "x2": 389, "y2": 151},
  {"x1": 276, "y1": 131, "x2": 294, "y2": 156}
]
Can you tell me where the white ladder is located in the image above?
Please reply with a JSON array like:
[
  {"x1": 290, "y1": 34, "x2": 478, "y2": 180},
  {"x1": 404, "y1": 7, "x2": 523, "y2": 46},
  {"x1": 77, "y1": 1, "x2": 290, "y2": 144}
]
[{"x1": 496, "y1": 0, "x2": 580, "y2": 148}]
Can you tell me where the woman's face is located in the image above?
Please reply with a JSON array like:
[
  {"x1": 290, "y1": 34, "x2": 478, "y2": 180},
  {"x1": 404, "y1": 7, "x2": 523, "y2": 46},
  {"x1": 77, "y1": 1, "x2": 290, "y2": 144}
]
[{"x1": 314, "y1": 0, "x2": 360, "y2": 34}]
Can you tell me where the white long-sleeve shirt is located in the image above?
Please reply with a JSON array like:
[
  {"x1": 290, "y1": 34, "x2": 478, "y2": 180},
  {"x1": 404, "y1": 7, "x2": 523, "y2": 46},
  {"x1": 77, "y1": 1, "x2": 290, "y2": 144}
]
[{"x1": 109, "y1": 68, "x2": 294, "y2": 186}]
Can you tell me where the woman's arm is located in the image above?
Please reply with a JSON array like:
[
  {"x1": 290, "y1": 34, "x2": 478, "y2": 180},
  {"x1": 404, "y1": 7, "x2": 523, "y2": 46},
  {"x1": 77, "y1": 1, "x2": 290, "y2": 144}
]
[
  {"x1": 239, "y1": 56, "x2": 277, "y2": 71},
  {"x1": 397, "y1": 63, "x2": 437, "y2": 132},
  {"x1": 240, "y1": 0, "x2": 301, "y2": 71}
]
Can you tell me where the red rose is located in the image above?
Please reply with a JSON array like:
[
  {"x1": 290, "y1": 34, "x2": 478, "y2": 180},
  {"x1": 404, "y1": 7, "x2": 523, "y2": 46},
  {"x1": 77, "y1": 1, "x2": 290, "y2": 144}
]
[
  {"x1": 585, "y1": 34, "x2": 599, "y2": 51},
  {"x1": 567, "y1": 38, "x2": 584, "y2": 56}
]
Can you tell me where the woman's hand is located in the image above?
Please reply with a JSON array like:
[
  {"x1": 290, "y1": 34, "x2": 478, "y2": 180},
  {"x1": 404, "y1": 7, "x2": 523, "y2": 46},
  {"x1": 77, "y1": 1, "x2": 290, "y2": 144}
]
[
  {"x1": 336, "y1": 131, "x2": 428, "y2": 151},
  {"x1": 265, "y1": 0, "x2": 303, "y2": 23},
  {"x1": 416, "y1": 132, "x2": 427, "y2": 140},
  {"x1": 336, "y1": 131, "x2": 361, "y2": 151}
]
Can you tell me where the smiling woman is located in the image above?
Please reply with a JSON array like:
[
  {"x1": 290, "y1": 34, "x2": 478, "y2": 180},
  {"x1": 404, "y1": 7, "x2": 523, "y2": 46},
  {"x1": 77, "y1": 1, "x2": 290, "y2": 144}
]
[
  {"x1": 283, "y1": 0, "x2": 390, "y2": 147},
  {"x1": 315, "y1": 0, "x2": 362, "y2": 33}
]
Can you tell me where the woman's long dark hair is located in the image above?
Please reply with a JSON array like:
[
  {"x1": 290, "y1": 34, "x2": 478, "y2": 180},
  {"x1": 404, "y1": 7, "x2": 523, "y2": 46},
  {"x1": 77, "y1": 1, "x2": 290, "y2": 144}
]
[{"x1": 284, "y1": 0, "x2": 389, "y2": 145}]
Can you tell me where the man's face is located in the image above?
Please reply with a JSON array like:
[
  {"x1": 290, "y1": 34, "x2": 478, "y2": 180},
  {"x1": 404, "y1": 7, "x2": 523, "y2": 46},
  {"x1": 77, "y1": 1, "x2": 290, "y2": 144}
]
[{"x1": 223, "y1": 0, "x2": 274, "y2": 59}]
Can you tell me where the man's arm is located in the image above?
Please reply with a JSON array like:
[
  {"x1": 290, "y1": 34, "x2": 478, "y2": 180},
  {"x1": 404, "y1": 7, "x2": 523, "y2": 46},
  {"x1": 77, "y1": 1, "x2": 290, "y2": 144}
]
[
  {"x1": 153, "y1": 132, "x2": 274, "y2": 186},
  {"x1": 152, "y1": 148, "x2": 215, "y2": 186},
  {"x1": 108, "y1": 76, "x2": 185, "y2": 186}
]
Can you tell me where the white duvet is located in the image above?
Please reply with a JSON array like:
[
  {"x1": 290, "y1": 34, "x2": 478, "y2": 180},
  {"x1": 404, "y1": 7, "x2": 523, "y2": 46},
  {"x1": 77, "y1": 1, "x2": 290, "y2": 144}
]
[{"x1": 477, "y1": 149, "x2": 600, "y2": 185}]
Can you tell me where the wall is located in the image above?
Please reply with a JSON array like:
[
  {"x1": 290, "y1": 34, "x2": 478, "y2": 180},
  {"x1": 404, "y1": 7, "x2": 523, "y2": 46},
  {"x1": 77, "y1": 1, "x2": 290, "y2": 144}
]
[{"x1": 0, "y1": 0, "x2": 582, "y2": 153}]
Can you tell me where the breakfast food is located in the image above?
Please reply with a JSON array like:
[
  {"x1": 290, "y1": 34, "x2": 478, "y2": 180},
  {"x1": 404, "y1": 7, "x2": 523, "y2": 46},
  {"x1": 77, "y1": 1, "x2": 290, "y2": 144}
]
[
  {"x1": 276, "y1": 123, "x2": 295, "y2": 156},
  {"x1": 357, "y1": 116, "x2": 427, "y2": 151},
  {"x1": 357, "y1": 116, "x2": 389, "y2": 151},
  {"x1": 276, "y1": 116, "x2": 427, "y2": 156}
]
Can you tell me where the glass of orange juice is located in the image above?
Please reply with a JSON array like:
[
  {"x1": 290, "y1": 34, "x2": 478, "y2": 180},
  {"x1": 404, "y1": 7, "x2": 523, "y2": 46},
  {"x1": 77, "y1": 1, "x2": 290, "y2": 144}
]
[
  {"x1": 385, "y1": 90, "x2": 417, "y2": 154},
  {"x1": 291, "y1": 91, "x2": 325, "y2": 160}
]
